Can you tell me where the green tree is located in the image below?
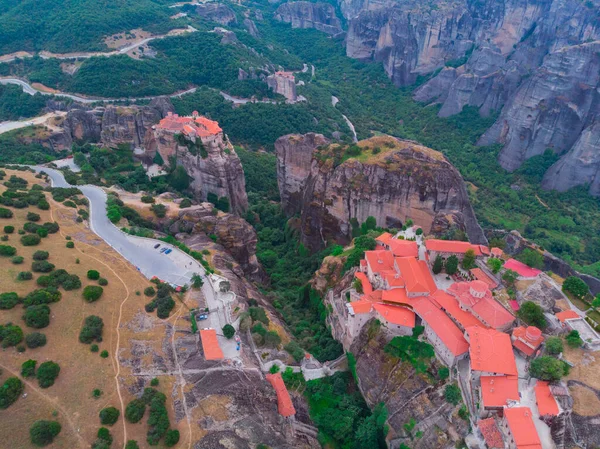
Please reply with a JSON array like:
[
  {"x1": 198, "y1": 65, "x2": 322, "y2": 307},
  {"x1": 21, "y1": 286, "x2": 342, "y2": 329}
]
[
  {"x1": 529, "y1": 356, "x2": 568, "y2": 381},
  {"x1": 125, "y1": 441, "x2": 140, "y2": 449},
  {"x1": 0, "y1": 292, "x2": 19, "y2": 310},
  {"x1": 445, "y1": 255, "x2": 459, "y2": 275},
  {"x1": 562, "y1": 276, "x2": 590, "y2": 299},
  {"x1": 0, "y1": 377, "x2": 23, "y2": 409},
  {"x1": 23, "y1": 304, "x2": 51, "y2": 328},
  {"x1": 566, "y1": 330, "x2": 583, "y2": 348},
  {"x1": 432, "y1": 256, "x2": 443, "y2": 274},
  {"x1": 191, "y1": 273, "x2": 203, "y2": 289},
  {"x1": 438, "y1": 367, "x2": 450, "y2": 380},
  {"x1": 353, "y1": 277, "x2": 363, "y2": 294},
  {"x1": 79, "y1": 315, "x2": 104, "y2": 343},
  {"x1": 87, "y1": 270, "x2": 100, "y2": 280},
  {"x1": 545, "y1": 336, "x2": 563, "y2": 355},
  {"x1": 125, "y1": 399, "x2": 146, "y2": 423},
  {"x1": 0, "y1": 244, "x2": 17, "y2": 256},
  {"x1": 167, "y1": 165, "x2": 190, "y2": 192},
  {"x1": 21, "y1": 359, "x2": 37, "y2": 377},
  {"x1": 0, "y1": 322, "x2": 24, "y2": 347},
  {"x1": 487, "y1": 257, "x2": 503, "y2": 274},
  {"x1": 222, "y1": 324, "x2": 235, "y2": 339},
  {"x1": 518, "y1": 248, "x2": 544, "y2": 269},
  {"x1": 25, "y1": 332, "x2": 47, "y2": 348},
  {"x1": 99, "y1": 407, "x2": 120, "y2": 426},
  {"x1": 83, "y1": 285, "x2": 104, "y2": 302},
  {"x1": 502, "y1": 269, "x2": 519, "y2": 287},
  {"x1": 462, "y1": 249, "x2": 476, "y2": 270},
  {"x1": 165, "y1": 429, "x2": 180, "y2": 447},
  {"x1": 592, "y1": 294, "x2": 600, "y2": 310},
  {"x1": 444, "y1": 384, "x2": 462, "y2": 405},
  {"x1": 517, "y1": 301, "x2": 547, "y2": 329},
  {"x1": 36, "y1": 361, "x2": 60, "y2": 388},
  {"x1": 30, "y1": 420, "x2": 61, "y2": 447},
  {"x1": 385, "y1": 334, "x2": 435, "y2": 373}
]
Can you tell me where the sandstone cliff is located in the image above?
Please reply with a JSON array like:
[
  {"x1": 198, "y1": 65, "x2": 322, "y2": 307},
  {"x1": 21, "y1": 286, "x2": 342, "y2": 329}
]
[
  {"x1": 276, "y1": 133, "x2": 486, "y2": 251},
  {"x1": 192, "y1": 3, "x2": 237, "y2": 25},
  {"x1": 275, "y1": 1, "x2": 343, "y2": 35},
  {"x1": 350, "y1": 321, "x2": 470, "y2": 448}
]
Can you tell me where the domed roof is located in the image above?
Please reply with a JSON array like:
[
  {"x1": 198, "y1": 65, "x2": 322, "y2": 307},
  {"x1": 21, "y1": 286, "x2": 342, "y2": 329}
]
[{"x1": 525, "y1": 326, "x2": 542, "y2": 340}]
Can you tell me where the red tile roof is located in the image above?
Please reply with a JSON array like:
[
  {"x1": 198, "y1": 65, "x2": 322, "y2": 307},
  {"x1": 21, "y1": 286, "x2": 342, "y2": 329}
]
[
  {"x1": 373, "y1": 304, "x2": 416, "y2": 328},
  {"x1": 480, "y1": 375, "x2": 519, "y2": 408},
  {"x1": 467, "y1": 326, "x2": 517, "y2": 375},
  {"x1": 503, "y1": 407, "x2": 542, "y2": 449},
  {"x1": 365, "y1": 250, "x2": 396, "y2": 275},
  {"x1": 384, "y1": 273, "x2": 405, "y2": 288},
  {"x1": 199, "y1": 329, "x2": 224, "y2": 360},
  {"x1": 556, "y1": 310, "x2": 580, "y2": 322},
  {"x1": 430, "y1": 290, "x2": 486, "y2": 330},
  {"x1": 388, "y1": 239, "x2": 418, "y2": 258},
  {"x1": 395, "y1": 257, "x2": 435, "y2": 295},
  {"x1": 376, "y1": 232, "x2": 393, "y2": 245},
  {"x1": 266, "y1": 372, "x2": 296, "y2": 417},
  {"x1": 349, "y1": 299, "x2": 373, "y2": 314},
  {"x1": 381, "y1": 288, "x2": 413, "y2": 306},
  {"x1": 491, "y1": 247, "x2": 504, "y2": 257},
  {"x1": 156, "y1": 113, "x2": 222, "y2": 137},
  {"x1": 425, "y1": 239, "x2": 489, "y2": 256},
  {"x1": 504, "y1": 259, "x2": 542, "y2": 278},
  {"x1": 471, "y1": 268, "x2": 499, "y2": 289},
  {"x1": 412, "y1": 298, "x2": 469, "y2": 356},
  {"x1": 512, "y1": 326, "x2": 544, "y2": 356},
  {"x1": 354, "y1": 272, "x2": 373, "y2": 295},
  {"x1": 478, "y1": 417, "x2": 504, "y2": 449},
  {"x1": 448, "y1": 282, "x2": 514, "y2": 330},
  {"x1": 535, "y1": 381, "x2": 559, "y2": 417},
  {"x1": 195, "y1": 116, "x2": 222, "y2": 136}
]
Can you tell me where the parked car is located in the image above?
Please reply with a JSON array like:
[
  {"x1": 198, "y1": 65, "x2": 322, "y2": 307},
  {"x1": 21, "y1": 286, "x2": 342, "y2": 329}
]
[
  {"x1": 160, "y1": 247, "x2": 167, "y2": 254},
  {"x1": 198, "y1": 314, "x2": 208, "y2": 321},
  {"x1": 154, "y1": 243, "x2": 160, "y2": 249},
  {"x1": 165, "y1": 249, "x2": 172, "y2": 255}
]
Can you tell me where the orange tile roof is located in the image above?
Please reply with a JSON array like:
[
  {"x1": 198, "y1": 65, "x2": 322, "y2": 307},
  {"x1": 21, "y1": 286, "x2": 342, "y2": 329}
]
[
  {"x1": 478, "y1": 417, "x2": 504, "y2": 449},
  {"x1": 388, "y1": 239, "x2": 419, "y2": 258},
  {"x1": 480, "y1": 375, "x2": 519, "y2": 408},
  {"x1": 512, "y1": 326, "x2": 544, "y2": 356},
  {"x1": 354, "y1": 272, "x2": 373, "y2": 295},
  {"x1": 425, "y1": 239, "x2": 488, "y2": 256},
  {"x1": 503, "y1": 407, "x2": 543, "y2": 449},
  {"x1": 364, "y1": 250, "x2": 396, "y2": 275},
  {"x1": 430, "y1": 290, "x2": 486, "y2": 330},
  {"x1": 376, "y1": 232, "x2": 393, "y2": 245},
  {"x1": 373, "y1": 304, "x2": 416, "y2": 328},
  {"x1": 504, "y1": 259, "x2": 542, "y2": 278},
  {"x1": 448, "y1": 282, "x2": 514, "y2": 330},
  {"x1": 381, "y1": 288, "x2": 413, "y2": 306},
  {"x1": 395, "y1": 257, "x2": 435, "y2": 295},
  {"x1": 384, "y1": 273, "x2": 405, "y2": 288},
  {"x1": 535, "y1": 381, "x2": 559, "y2": 417},
  {"x1": 157, "y1": 114, "x2": 222, "y2": 137},
  {"x1": 349, "y1": 299, "x2": 373, "y2": 314},
  {"x1": 199, "y1": 329, "x2": 224, "y2": 360},
  {"x1": 556, "y1": 310, "x2": 580, "y2": 322},
  {"x1": 413, "y1": 298, "x2": 469, "y2": 356},
  {"x1": 471, "y1": 268, "x2": 499, "y2": 289},
  {"x1": 491, "y1": 247, "x2": 503, "y2": 257},
  {"x1": 266, "y1": 372, "x2": 296, "y2": 417},
  {"x1": 467, "y1": 326, "x2": 517, "y2": 375},
  {"x1": 195, "y1": 116, "x2": 222, "y2": 136}
]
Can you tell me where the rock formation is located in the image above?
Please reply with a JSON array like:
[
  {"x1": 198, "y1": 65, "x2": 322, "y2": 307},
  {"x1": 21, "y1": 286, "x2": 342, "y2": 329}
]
[
  {"x1": 276, "y1": 133, "x2": 486, "y2": 251},
  {"x1": 340, "y1": 0, "x2": 600, "y2": 194},
  {"x1": 192, "y1": 3, "x2": 237, "y2": 25},
  {"x1": 266, "y1": 71, "x2": 297, "y2": 102},
  {"x1": 274, "y1": 1, "x2": 343, "y2": 35}
]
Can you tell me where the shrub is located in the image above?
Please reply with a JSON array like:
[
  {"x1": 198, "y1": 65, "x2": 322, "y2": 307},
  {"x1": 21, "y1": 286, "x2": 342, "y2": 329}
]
[
  {"x1": 444, "y1": 383, "x2": 462, "y2": 405},
  {"x1": 21, "y1": 359, "x2": 37, "y2": 377},
  {"x1": 100, "y1": 350, "x2": 109, "y2": 358},
  {"x1": 42, "y1": 222, "x2": 59, "y2": 233},
  {"x1": 517, "y1": 301, "x2": 547, "y2": 329},
  {"x1": 125, "y1": 441, "x2": 140, "y2": 449},
  {"x1": 0, "y1": 292, "x2": 19, "y2": 310},
  {"x1": 165, "y1": 430, "x2": 180, "y2": 447},
  {"x1": 0, "y1": 207, "x2": 13, "y2": 218},
  {"x1": 38, "y1": 199, "x2": 50, "y2": 210},
  {"x1": 146, "y1": 391, "x2": 170, "y2": 445},
  {"x1": 0, "y1": 322, "x2": 24, "y2": 347},
  {"x1": 99, "y1": 407, "x2": 120, "y2": 426},
  {"x1": 21, "y1": 234, "x2": 41, "y2": 246},
  {"x1": 63, "y1": 200, "x2": 76, "y2": 208},
  {"x1": 141, "y1": 195, "x2": 155, "y2": 204},
  {"x1": 32, "y1": 250, "x2": 49, "y2": 260},
  {"x1": 144, "y1": 286, "x2": 156, "y2": 297},
  {"x1": 151, "y1": 203, "x2": 167, "y2": 218},
  {"x1": 438, "y1": 367, "x2": 450, "y2": 380},
  {"x1": 0, "y1": 244, "x2": 16, "y2": 256},
  {"x1": 32, "y1": 260, "x2": 55, "y2": 272},
  {"x1": 179, "y1": 198, "x2": 192, "y2": 208},
  {"x1": 23, "y1": 288, "x2": 61, "y2": 307},
  {"x1": 30, "y1": 420, "x2": 61, "y2": 446},
  {"x1": 93, "y1": 389, "x2": 102, "y2": 398},
  {"x1": 87, "y1": 270, "x2": 100, "y2": 280},
  {"x1": 37, "y1": 228, "x2": 48, "y2": 238},
  {"x1": 3, "y1": 225, "x2": 14, "y2": 233},
  {"x1": 66, "y1": 241, "x2": 74, "y2": 248},
  {"x1": 23, "y1": 305, "x2": 51, "y2": 329},
  {"x1": 445, "y1": 255, "x2": 459, "y2": 275},
  {"x1": 36, "y1": 361, "x2": 60, "y2": 388},
  {"x1": 98, "y1": 278, "x2": 108, "y2": 286},
  {"x1": 432, "y1": 256, "x2": 443, "y2": 274},
  {"x1": 222, "y1": 324, "x2": 235, "y2": 339},
  {"x1": 17, "y1": 271, "x2": 33, "y2": 280},
  {"x1": 0, "y1": 377, "x2": 23, "y2": 409},
  {"x1": 24, "y1": 222, "x2": 41, "y2": 233},
  {"x1": 125, "y1": 399, "x2": 146, "y2": 423},
  {"x1": 264, "y1": 330, "x2": 282, "y2": 348},
  {"x1": 27, "y1": 212, "x2": 41, "y2": 222},
  {"x1": 83, "y1": 285, "x2": 104, "y2": 302},
  {"x1": 562, "y1": 276, "x2": 590, "y2": 299},
  {"x1": 150, "y1": 378, "x2": 159, "y2": 387},
  {"x1": 11, "y1": 255, "x2": 24, "y2": 264},
  {"x1": 566, "y1": 330, "x2": 583, "y2": 348},
  {"x1": 26, "y1": 332, "x2": 47, "y2": 348},
  {"x1": 248, "y1": 307, "x2": 269, "y2": 325},
  {"x1": 79, "y1": 315, "x2": 104, "y2": 343},
  {"x1": 284, "y1": 340, "x2": 305, "y2": 362},
  {"x1": 529, "y1": 356, "x2": 568, "y2": 381},
  {"x1": 91, "y1": 344, "x2": 99, "y2": 352},
  {"x1": 0, "y1": 234, "x2": 7, "y2": 241}
]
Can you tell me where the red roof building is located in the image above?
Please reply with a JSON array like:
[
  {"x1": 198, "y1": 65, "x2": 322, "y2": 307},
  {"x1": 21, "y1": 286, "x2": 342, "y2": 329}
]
[
  {"x1": 491, "y1": 247, "x2": 504, "y2": 258},
  {"x1": 430, "y1": 290, "x2": 486, "y2": 331},
  {"x1": 556, "y1": 310, "x2": 580, "y2": 323},
  {"x1": 478, "y1": 417, "x2": 504, "y2": 449},
  {"x1": 511, "y1": 326, "x2": 544, "y2": 357},
  {"x1": 471, "y1": 268, "x2": 499, "y2": 289},
  {"x1": 365, "y1": 250, "x2": 396, "y2": 277},
  {"x1": 502, "y1": 407, "x2": 542, "y2": 449},
  {"x1": 381, "y1": 288, "x2": 413, "y2": 306},
  {"x1": 373, "y1": 304, "x2": 416, "y2": 328},
  {"x1": 388, "y1": 239, "x2": 419, "y2": 258},
  {"x1": 395, "y1": 257, "x2": 436, "y2": 296},
  {"x1": 266, "y1": 372, "x2": 296, "y2": 417},
  {"x1": 535, "y1": 381, "x2": 559, "y2": 417},
  {"x1": 156, "y1": 112, "x2": 222, "y2": 138},
  {"x1": 467, "y1": 326, "x2": 518, "y2": 376},
  {"x1": 448, "y1": 281, "x2": 515, "y2": 331},
  {"x1": 199, "y1": 329, "x2": 224, "y2": 361},
  {"x1": 354, "y1": 272, "x2": 373, "y2": 295},
  {"x1": 348, "y1": 299, "x2": 373, "y2": 315},
  {"x1": 480, "y1": 375, "x2": 520, "y2": 409},
  {"x1": 504, "y1": 259, "x2": 542, "y2": 278},
  {"x1": 425, "y1": 239, "x2": 489, "y2": 257}
]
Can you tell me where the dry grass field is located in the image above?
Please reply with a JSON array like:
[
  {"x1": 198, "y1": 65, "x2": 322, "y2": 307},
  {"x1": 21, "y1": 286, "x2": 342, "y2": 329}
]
[{"x1": 0, "y1": 169, "x2": 198, "y2": 449}]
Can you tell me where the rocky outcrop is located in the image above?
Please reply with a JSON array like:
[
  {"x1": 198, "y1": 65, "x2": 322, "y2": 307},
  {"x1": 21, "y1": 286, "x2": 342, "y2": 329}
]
[
  {"x1": 243, "y1": 18, "x2": 260, "y2": 37},
  {"x1": 276, "y1": 133, "x2": 486, "y2": 251},
  {"x1": 193, "y1": 3, "x2": 237, "y2": 25},
  {"x1": 169, "y1": 204, "x2": 265, "y2": 282},
  {"x1": 266, "y1": 71, "x2": 297, "y2": 102},
  {"x1": 275, "y1": 2, "x2": 343, "y2": 35},
  {"x1": 350, "y1": 321, "x2": 470, "y2": 448},
  {"x1": 59, "y1": 97, "x2": 174, "y2": 148}
]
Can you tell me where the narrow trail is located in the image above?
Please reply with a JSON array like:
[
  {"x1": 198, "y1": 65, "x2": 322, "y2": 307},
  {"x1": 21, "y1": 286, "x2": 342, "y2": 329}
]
[{"x1": 0, "y1": 362, "x2": 87, "y2": 448}]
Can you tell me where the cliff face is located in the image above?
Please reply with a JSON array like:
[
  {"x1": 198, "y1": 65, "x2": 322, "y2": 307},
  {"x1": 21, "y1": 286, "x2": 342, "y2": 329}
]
[
  {"x1": 342, "y1": 0, "x2": 600, "y2": 194},
  {"x1": 193, "y1": 3, "x2": 237, "y2": 25},
  {"x1": 275, "y1": 1, "x2": 343, "y2": 35},
  {"x1": 276, "y1": 133, "x2": 486, "y2": 251},
  {"x1": 350, "y1": 322, "x2": 470, "y2": 448}
]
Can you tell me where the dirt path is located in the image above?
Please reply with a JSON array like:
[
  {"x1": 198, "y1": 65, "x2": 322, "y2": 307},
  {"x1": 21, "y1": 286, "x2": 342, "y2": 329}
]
[{"x1": 535, "y1": 194, "x2": 550, "y2": 209}]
